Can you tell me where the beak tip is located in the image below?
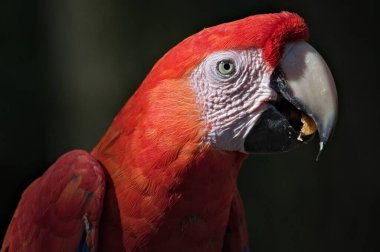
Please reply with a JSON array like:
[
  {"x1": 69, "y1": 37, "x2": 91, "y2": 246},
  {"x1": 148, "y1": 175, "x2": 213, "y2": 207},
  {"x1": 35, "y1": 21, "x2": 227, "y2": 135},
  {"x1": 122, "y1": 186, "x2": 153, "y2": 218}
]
[
  {"x1": 316, "y1": 121, "x2": 336, "y2": 161},
  {"x1": 280, "y1": 41, "x2": 338, "y2": 158},
  {"x1": 315, "y1": 141, "x2": 324, "y2": 162}
]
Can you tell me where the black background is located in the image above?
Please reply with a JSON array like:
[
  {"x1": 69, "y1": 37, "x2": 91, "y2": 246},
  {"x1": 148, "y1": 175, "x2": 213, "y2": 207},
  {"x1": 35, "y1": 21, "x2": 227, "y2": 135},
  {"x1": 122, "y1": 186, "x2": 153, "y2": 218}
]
[{"x1": 1, "y1": 0, "x2": 379, "y2": 251}]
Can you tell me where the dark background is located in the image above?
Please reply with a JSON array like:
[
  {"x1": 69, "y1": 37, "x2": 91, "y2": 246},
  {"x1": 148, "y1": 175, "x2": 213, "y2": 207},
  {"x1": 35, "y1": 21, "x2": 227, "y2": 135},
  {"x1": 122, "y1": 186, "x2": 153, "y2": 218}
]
[{"x1": 1, "y1": 0, "x2": 379, "y2": 251}]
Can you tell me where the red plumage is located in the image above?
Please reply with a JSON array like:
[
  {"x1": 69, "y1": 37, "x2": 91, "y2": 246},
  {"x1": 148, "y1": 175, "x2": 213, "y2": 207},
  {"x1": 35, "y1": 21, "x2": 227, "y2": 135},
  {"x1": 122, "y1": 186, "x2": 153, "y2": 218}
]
[
  {"x1": 2, "y1": 12, "x2": 309, "y2": 251},
  {"x1": 2, "y1": 151, "x2": 105, "y2": 252},
  {"x1": 145, "y1": 11, "x2": 308, "y2": 85}
]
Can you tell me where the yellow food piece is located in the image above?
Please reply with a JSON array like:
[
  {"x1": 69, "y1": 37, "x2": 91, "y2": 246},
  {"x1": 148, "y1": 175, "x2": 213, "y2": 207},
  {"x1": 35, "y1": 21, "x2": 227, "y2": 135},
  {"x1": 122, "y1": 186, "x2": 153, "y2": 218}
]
[{"x1": 300, "y1": 114, "x2": 317, "y2": 136}]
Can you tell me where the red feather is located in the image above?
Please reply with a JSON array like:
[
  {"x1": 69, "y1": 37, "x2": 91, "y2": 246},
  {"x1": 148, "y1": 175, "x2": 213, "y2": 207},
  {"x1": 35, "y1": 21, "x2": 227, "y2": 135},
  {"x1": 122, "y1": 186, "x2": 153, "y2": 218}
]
[
  {"x1": 143, "y1": 11, "x2": 308, "y2": 87},
  {"x1": 2, "y1": 12, "x2": 309, "y2": 252},
  {"x1": 1, "y1": 150, "x2": 105, "y2": 252},
  {"x1": 92, "y1": 11, "x2": 308, "y2": 251}
]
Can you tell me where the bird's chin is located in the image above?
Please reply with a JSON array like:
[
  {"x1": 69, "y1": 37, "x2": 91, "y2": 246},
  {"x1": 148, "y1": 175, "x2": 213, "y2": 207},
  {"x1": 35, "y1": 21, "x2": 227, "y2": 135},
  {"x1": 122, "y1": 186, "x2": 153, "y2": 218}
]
[
  {"x1": 243, "y1": 96, "x2": 316, "y2": 154},
  {"x1": 243, "y1": 41, "x2": 338, "y2": 155},
  {"x1": 243, "y1": 64, "x2": 317, "y2": 153}
]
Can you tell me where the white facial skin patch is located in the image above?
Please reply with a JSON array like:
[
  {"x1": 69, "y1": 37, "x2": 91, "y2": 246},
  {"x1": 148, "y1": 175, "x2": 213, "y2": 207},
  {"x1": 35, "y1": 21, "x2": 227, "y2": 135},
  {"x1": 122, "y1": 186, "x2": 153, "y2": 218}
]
[{"x1": 190, "y1": 49, "x2": 277, "y2": 152}]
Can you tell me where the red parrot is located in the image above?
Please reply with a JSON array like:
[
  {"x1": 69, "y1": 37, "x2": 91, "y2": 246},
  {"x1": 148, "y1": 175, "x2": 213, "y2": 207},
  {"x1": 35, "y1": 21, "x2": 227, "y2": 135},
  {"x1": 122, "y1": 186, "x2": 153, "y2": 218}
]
[{"x1": 1, "y1": 12, "x2": 337, "y2": 252}]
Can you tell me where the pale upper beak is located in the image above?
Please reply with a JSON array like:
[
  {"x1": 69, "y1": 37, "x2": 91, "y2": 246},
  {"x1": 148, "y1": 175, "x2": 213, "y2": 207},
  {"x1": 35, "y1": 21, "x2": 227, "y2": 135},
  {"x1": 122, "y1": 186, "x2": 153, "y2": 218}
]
[
  {"x1": 280, "y1": 42, "x2": 338, "y2": 153},
  {"x1": 244, "y1": 41, "x2": 338, "y2": 156}
]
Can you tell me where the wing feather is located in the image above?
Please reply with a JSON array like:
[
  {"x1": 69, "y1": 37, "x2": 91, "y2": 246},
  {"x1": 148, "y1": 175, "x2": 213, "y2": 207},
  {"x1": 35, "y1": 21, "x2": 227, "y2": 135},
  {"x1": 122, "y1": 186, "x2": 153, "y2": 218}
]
[{"x1": 1, "y1": 150, "x2": 105, "y2": 252}]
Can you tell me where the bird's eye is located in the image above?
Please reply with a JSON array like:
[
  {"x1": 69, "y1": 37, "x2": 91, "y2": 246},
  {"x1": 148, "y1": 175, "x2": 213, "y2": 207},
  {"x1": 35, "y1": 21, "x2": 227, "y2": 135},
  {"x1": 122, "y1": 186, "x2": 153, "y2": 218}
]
[{"x1": 217, "y1": 60, "x2": 235, "y2": 76}]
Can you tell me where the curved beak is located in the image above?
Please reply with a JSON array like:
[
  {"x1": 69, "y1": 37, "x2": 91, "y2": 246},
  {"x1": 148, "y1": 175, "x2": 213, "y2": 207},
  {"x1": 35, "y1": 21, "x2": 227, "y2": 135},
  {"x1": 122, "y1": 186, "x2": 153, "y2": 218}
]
[
  {"x1": 244, "y1": 41, "x2": 338, "y2": 157},
  {"x1": 280, "y1": 42, "x2": 338, "y2": 153}
]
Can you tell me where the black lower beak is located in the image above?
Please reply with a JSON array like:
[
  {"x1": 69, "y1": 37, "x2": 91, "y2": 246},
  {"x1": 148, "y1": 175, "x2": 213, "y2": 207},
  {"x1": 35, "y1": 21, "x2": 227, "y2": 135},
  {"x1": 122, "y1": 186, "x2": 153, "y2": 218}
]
[
  {"x1": 243, "y1": 42, "x2": 337, "y2": 155},
  {"x1": 244, "y1": 68, "x2": 314, "y2": 153}
]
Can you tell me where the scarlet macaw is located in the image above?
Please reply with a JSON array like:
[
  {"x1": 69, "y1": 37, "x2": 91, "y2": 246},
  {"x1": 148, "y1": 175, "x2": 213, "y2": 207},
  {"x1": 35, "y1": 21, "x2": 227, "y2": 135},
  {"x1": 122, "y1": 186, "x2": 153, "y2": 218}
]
[{"x1": 1, "y1": 12, "x2": 337, "y2": 252}]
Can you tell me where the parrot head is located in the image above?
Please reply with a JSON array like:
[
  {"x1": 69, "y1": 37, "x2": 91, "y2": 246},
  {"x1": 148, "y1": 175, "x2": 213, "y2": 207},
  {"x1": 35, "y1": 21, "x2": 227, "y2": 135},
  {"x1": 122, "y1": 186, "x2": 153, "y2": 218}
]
[
  {"x1": 101, "y1": 11, "x2": 337, "y2": 165},
  {"x1": 90, "y1": 13, "x2": 338, "y2": 250},
  {"x1": 132, "y1": 11, "x2": 337, "y2": 157}
]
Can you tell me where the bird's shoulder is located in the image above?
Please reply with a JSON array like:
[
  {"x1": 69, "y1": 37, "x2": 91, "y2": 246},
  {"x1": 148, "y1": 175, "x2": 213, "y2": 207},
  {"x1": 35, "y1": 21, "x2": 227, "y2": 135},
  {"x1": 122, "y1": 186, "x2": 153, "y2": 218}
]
[{"x1": 1, "y1": 150, "x2": 106, "y2": 252}]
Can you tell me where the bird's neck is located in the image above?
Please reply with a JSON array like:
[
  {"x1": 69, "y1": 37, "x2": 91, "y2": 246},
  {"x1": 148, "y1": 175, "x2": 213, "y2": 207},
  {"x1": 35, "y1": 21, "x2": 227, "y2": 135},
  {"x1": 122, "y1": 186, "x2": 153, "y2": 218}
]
[
  {"x1": 92, "y1": 79, "x2": 247, "y2": 250},
  {"x1": 93, "y1": 132, "x2": 246, "y2": 251}
]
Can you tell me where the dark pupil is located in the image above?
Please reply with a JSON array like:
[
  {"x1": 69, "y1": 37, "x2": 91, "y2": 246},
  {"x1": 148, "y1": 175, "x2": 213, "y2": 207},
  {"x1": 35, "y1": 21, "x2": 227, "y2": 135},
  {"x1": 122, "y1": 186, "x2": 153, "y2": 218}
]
[{"x1": 223, "y1": 62, "x2": 231, "y2": 70}]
